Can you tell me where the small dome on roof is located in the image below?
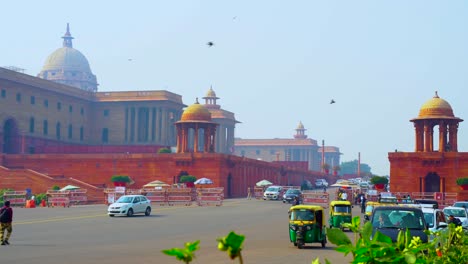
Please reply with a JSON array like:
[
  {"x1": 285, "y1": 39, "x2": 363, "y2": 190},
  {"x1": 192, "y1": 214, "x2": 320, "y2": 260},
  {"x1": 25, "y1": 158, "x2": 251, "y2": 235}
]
[
  {"x1": 296, "y1": 121, "x2": 305, "y2": 130},
  {"x1": 418, "y1": 92, "x2": 454, "y2": 118},
  {"x1": 205, "y1": 87, "x2": 217, "y2": 97},
  {"x1": 181, "y1": 98, "x2": 212, "y2": 121}
]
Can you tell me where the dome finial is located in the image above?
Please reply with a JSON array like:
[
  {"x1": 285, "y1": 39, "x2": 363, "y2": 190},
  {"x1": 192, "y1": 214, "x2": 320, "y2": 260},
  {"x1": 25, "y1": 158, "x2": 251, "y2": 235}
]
[
  {"x1": 62, "y1": 23, "x2": 74, "y2": 48},
  {"x1": 434, "y1": 91, "x2": 439, "y2": 98},
  {"x1": 195, "y1": 97, "x2": 199, "y2": 104}
]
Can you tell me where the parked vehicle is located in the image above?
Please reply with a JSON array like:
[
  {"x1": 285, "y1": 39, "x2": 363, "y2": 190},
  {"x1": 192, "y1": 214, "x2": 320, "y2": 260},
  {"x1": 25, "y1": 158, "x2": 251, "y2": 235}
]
[
  {"x1": 453, "y1": 201, "x2": 468, "y2": 210},
  {"x1": 108, "y1": 195, "x2": 152, "y2": 217},
  {"x1": 263, "y1": 186, "x2": 283, "y2": 200},
  {"x1": 443, "y1": 206, "x2": 468, "y2": 227},
  {"x1": 414, "y1": 199, "x2": 439, "y2": 209},
  {"x1": 422, "y1": 207, "x2": 447, "y2": 241},
  {"x1": 288, "y1": 205, "x2": 327, "y2": 249},
  {"x1": 283, "y1": 189, "x2": 302, "y2": 204},
  {"x1": 370, "y1": 206, "x2": 428, "y2": 243},
  {"x1": 329, "y1": 200, "x2": 352, "y2": 230},
  {"x1": 315, "y1": 179, "x2": 328, "y2": 188}
]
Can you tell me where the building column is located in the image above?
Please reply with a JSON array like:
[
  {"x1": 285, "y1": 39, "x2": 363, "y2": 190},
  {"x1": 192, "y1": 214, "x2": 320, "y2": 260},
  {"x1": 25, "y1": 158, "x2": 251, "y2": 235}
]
[
  {"x1": 194, "y1": 126, "x2": 199, "y2": 153},
  {"x1": 450, "y1": 123, "x2": 459, "y2": 152},
  {"x1": 415, "y1": 122, "x2": 424, "y2": 152},
  {"x1": 440, "y1": 177, "x2": 444, "y2": 193},
  {"x1": 424, "y1": 123, "x2": 431, "y2": 152},
  {"x1": 155, "y1": 108, "x2": 161, "y2": 143},
  {"x1": 439, "y1": 121, "x2": 447, "y2": 152},
  {"x1": 161, "y1": 108, "x2": 167, "y2": 145}
]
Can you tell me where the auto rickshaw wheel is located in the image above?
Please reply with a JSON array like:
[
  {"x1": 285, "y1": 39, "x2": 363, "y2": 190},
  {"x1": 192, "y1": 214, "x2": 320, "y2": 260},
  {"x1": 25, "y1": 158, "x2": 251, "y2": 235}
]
[
  {"x1": 297, "y1": 243, "x2": 303, "y2": 249},
  {"x1": 293, "y1": 242, "x2": 297, "y2": 246}
]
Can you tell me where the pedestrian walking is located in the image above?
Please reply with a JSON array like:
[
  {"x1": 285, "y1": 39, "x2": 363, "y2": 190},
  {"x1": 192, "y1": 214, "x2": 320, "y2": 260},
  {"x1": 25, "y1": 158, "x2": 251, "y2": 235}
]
[
  {"x1": 360, "y1": 195, "x2": 367, "y2": 214},
  {"x1": 0, "y1": 200, "x2": 13, "y2": 245},
  {"x1": 247, "y1": 187, "x2": 252, "y2": 200}
]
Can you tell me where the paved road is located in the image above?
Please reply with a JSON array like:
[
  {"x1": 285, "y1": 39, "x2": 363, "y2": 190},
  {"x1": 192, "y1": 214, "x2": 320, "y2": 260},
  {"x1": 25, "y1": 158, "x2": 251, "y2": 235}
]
[{"x1": 0, "y1": 196, "x2": 361, "y2": 264}]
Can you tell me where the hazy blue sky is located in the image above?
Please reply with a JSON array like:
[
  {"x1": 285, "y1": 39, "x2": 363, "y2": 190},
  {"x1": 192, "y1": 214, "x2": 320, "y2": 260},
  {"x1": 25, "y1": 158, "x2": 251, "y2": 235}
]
[{"x1": 2, "y1": 1, "x2": 468, "y2": 175}]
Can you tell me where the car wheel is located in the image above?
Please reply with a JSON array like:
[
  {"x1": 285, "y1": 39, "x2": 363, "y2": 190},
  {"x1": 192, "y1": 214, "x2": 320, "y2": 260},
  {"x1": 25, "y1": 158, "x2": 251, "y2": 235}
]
[
  {"x1": 127, "y1": 208, "x2": 134, "y2": 217},
  {"x1": 109, "y1": 214, "x2": 114, "y2": 217},
  {"x1": 145, "y1": 207, "x2": 151, "y2": 216}
]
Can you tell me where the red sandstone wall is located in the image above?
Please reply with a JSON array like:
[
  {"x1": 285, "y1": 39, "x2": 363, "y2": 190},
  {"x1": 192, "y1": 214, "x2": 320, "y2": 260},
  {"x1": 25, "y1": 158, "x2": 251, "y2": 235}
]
[{"x1": 2, "y1": 153, "x2": 324, "y2": 198}]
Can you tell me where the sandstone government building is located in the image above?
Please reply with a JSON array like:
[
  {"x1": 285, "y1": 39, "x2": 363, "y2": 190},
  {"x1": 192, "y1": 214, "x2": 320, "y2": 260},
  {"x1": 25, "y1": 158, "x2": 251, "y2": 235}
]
[{"x1": 0, "y1": 25, "x2": 337, "y2": 201}]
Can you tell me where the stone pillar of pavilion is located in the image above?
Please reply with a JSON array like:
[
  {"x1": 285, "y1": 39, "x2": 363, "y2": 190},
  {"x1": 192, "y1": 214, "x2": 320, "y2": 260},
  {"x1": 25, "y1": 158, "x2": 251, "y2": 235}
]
[{"x1": 175, "y1": 99, "x2": 219, "y2": 153}]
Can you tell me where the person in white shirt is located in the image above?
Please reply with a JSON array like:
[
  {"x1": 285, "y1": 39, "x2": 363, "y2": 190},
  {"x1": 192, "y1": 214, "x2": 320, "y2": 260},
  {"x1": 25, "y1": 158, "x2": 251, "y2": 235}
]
[{"x1": 341, "y1": 192, "x2": 348, "y2": 201}]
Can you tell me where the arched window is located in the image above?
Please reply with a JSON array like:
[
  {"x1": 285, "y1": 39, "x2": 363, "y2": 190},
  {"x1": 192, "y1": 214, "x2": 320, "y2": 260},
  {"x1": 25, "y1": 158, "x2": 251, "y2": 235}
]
[
  {"x1": 29, "y1": 117, "x2": 35, "y2": 133},
  {"x1": 43, "y1": 120, "x2": 48, "y2": 135},
  {"x1": 68, "y1": 124, "x2": 73, "y2": 139},
  {"x1": 56, "y1": 122, "x2": 61, "y2": 140},
  {"x1": 80, "y1": 126, "x2": 84, "y2": 141}
]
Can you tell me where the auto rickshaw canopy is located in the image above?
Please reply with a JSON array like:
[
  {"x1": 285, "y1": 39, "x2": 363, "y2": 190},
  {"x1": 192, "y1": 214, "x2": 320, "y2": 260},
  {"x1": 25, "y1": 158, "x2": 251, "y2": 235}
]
[
  {"x1": 330, "y1": 200, "x2": 352, "y2": 207},
  {"x1": 289, "y1": 205, "x2": 325, "y2": 225}
]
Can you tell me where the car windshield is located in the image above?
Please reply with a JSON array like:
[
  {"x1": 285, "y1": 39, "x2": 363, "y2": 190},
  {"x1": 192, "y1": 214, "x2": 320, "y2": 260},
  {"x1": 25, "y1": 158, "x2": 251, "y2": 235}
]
[
  {"x1": 424, "y1": 212, "x2": 434, "y2": 228},
  {"x1": 116, "y1": 196, "x2": 133, "y2": 203},
  {"x1": 291, "y1": 209, "x2": 314, "y2": 221},
  {"x1": 374, "y1": 209, "x2": 425, "y2": 229},
  {"x1": 334, "y1": 205, "x2": 351, "y2": 213},
  {"x1": 444, "y1": 208, "x2": 466, "y2": 218},
  {"x1": 365, "y1": 205, "x2": 374, "y2": 214},
  {"x1": 266, "y1": 187, "x2": 279, "y2": 192},
  {"x1": 286, "y1": 189, "x2": 300, "y2": 194}
]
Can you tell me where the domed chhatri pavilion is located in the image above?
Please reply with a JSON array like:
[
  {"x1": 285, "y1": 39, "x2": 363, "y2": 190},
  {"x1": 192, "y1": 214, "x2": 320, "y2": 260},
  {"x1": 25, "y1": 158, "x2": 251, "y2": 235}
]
[
  {"x1": 175, "y1": 98, "x2": 218, "y2": 153},
  {"x1": 389, "y1": 92, "x2": 468, "y2": 199}
]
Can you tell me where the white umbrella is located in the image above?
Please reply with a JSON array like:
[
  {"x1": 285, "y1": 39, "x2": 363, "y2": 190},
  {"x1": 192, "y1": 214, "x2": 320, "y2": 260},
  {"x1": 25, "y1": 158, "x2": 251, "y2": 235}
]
[
  {"x1": 143, "y1": 180, "x2": 170, "y2": 188},
  {"x1": 194, "y1": 178, "x2": 213, "y2": 185},
  {"x1": 256, "y1": 179, "x2": 273, "y2": 187},
  {"x1": 60, "y1": 185, "x2": 80, "y2": 191}
]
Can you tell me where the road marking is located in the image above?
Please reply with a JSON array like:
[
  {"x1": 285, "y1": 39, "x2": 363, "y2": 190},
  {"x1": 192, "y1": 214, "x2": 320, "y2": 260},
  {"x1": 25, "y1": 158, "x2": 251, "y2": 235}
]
[{"x1": 15, "y1": 201, "x2": 242, "y2": 225}]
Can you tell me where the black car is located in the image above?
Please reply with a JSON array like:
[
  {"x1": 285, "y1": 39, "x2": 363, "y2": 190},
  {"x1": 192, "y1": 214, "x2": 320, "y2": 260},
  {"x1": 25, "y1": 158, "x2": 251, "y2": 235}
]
[
  {"x1": 282, "y1": 189, "x2": 302, "y2": 204},
  {"x1": 370, "y1": 206, "x2": 428, "y2": 243}
]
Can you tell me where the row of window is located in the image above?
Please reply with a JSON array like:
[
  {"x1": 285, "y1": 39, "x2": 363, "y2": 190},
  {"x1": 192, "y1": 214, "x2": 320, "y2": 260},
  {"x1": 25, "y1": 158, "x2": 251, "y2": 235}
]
[
  {"x1": 1, "y1": 89, "x2": 110, "y2": 116},
  {"x1": 28, "y1": 117, "x2": 109, "y2": 143}
]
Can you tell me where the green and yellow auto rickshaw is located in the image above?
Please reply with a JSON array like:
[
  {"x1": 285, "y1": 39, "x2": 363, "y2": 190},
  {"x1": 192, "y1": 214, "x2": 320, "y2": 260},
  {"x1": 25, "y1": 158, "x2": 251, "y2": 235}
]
[
  {"x1": 288, "y1": 205, "x2": 327, "y2": 249},
  {"x1": 329, "y1": 200, "x2": 352, "y2": 230}
]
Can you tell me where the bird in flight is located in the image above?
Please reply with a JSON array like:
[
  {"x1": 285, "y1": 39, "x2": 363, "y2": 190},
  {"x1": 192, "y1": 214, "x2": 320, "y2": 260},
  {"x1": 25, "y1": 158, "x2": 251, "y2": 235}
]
[
  {"x1": 128, "y1": 59, "x2": 133, "y2": 61},
  {"x1": 330, "y1": 99, "x2": 335, "y2": 104},
  {"x1": 207, "y1": 41, "x2": 214, "y2": 47}
]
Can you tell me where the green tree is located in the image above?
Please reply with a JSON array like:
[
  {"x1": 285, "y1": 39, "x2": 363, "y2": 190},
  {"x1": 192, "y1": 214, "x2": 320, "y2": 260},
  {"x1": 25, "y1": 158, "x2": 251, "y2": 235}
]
[{"x1": 340, "y1": 160, "x2": 372, "y2": 176}]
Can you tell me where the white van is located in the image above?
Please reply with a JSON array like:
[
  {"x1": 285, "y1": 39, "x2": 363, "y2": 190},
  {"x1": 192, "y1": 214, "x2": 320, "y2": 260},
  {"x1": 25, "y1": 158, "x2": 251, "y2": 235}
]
[{"x1": 263, "y1": 186, "x2": 283, "y2": 200}]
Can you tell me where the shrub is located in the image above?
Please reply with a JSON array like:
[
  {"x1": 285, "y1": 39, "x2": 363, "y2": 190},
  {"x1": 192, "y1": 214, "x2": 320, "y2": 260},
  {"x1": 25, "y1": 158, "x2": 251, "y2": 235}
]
[
  {"x1": 111, "y1": 175, "x2": 131, "y2": 183},
  {"x1": 179, "y1": 175, "x2": 197, "y2": 183},
  {"x1": 158, "y1": 148, "x2": 172, "y2": 154},
  {"x1": 370, "y1": 176, "x2": 389, "y2": 184},
  {"x1": 51, "y1": 185, "x2": 60, "y2": 190},
  {"x1": 456, "y1": 177, "x2": 468, "y2": 185}
]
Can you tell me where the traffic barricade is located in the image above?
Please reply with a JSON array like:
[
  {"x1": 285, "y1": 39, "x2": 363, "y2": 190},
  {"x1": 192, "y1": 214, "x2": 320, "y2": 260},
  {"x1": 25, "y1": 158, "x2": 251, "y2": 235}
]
[
  {"x1": 69, "y1": 189, "x2": 87, "y2": 205},
  {"x1": 46, "y1": 190, "x2": 70, "y2": 207},
  {"x1": 3, "y1": 191, "x2": 27, "y2": 207},
  {"x1": 104, "y1": 188, "x2": 126, "y2": 205},
  {"x1": 254, "y1": 187, "x2": 264, "y2": 199},
  {"x1": 302, "y1": 191, "x2": 329, "y2": 207},
  {"x1": 167, "y1": 189, "x2": 193, "y2": 206},
  {"x1": 142, "y1": 189, "x2": 167, "y2": 206},
  {"x1": 197, "y1": 188, "x2": 224, "y2": 206}
]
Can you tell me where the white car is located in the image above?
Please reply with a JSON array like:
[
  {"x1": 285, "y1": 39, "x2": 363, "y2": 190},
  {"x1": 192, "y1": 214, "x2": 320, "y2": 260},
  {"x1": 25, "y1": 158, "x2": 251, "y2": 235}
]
[
  {"x1": 422, "y1": 207, "x2": 447, "y2": 233},
  {"x1": 442, "y1": 206, "x2": 468, "y2": 227},
  {"x1": 315, "y1": 179, "x2": 328, "y2": 188},
  {"x1": 108, "y1": 195, "x2": 152, "y2": 217},
  {"x1": 263, "y1": 186, "x2": 283, "y2": 200}
]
